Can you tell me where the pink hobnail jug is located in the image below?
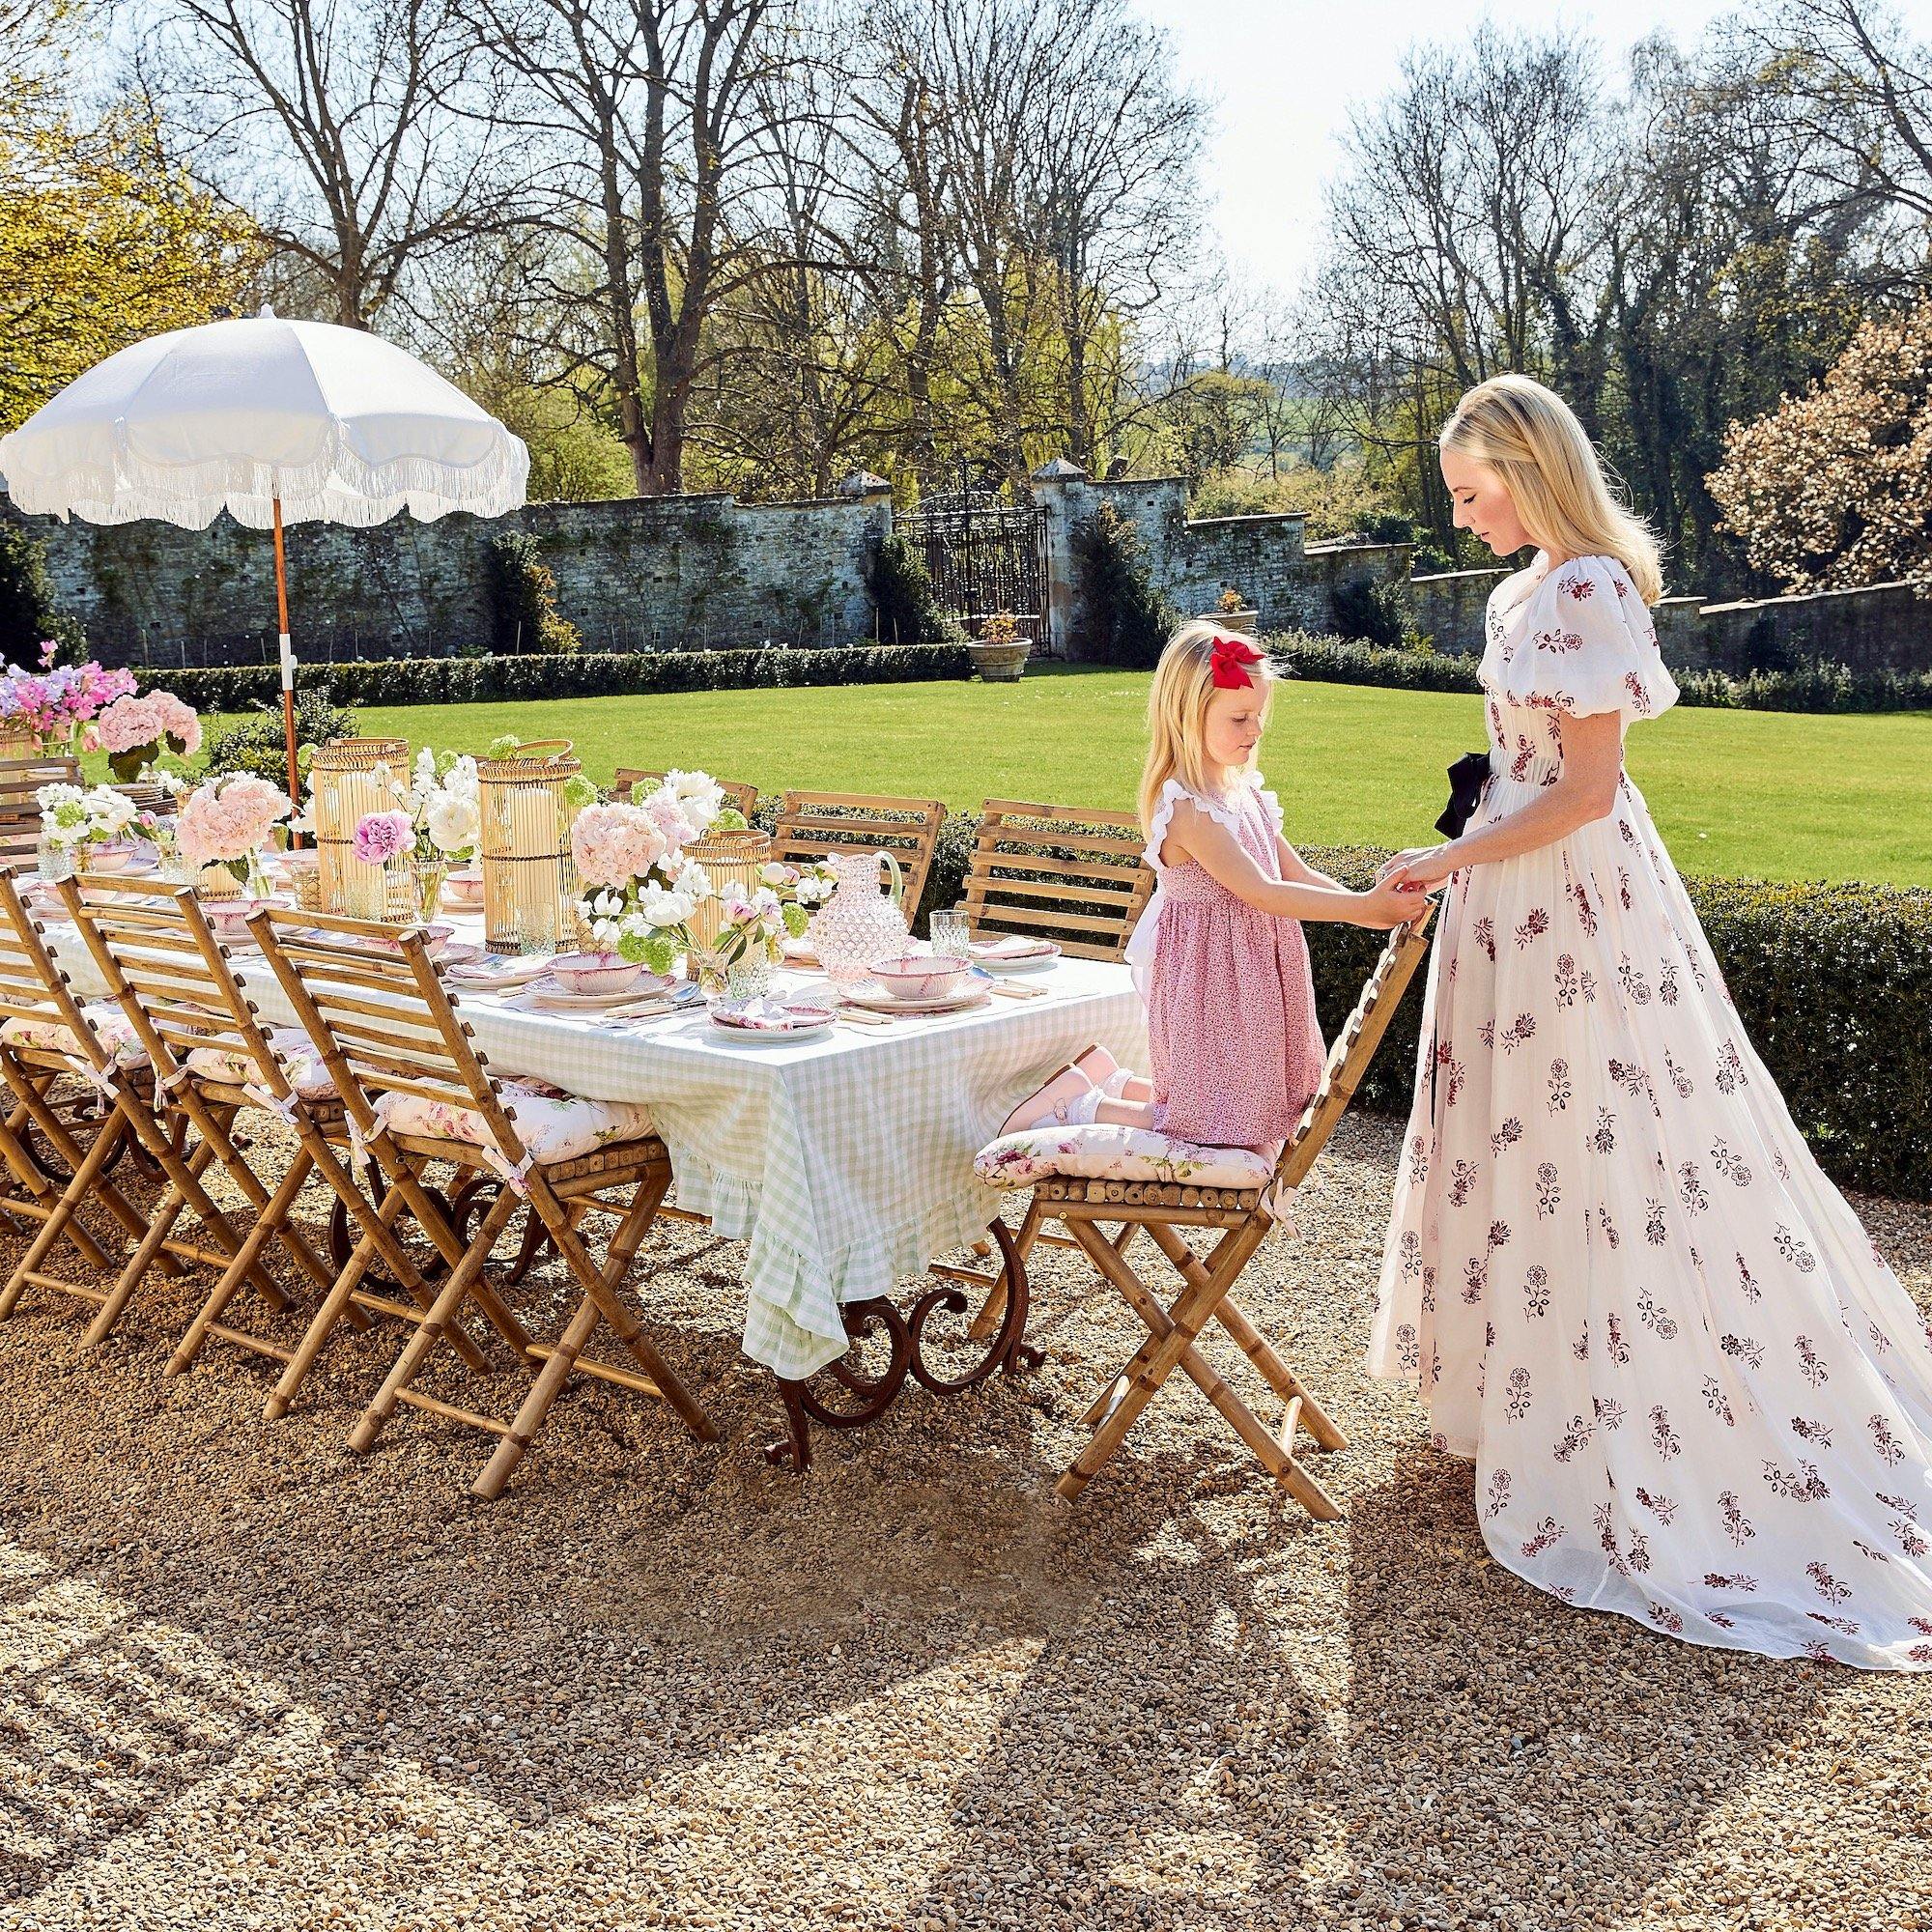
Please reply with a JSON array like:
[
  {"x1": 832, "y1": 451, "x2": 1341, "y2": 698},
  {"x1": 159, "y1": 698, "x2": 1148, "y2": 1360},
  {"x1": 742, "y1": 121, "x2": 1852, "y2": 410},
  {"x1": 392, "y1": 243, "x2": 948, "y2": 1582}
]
[{"x1": 808, "y1": 848, "x2": 909, "y2": 985}]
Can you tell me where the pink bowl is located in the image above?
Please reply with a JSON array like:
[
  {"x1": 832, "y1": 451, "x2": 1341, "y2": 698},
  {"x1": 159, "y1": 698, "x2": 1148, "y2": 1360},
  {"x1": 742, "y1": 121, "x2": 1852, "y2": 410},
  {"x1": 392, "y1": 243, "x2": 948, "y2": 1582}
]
[
  {"x1": 868, "y1": 952, "x2": 973, "y2": 1001},
  {"x1": 442, "y1": 867, "x2": 485, "y2": 907},
  {"x1": 550, "y1": 951, "x2": 644, "y2": 997}
]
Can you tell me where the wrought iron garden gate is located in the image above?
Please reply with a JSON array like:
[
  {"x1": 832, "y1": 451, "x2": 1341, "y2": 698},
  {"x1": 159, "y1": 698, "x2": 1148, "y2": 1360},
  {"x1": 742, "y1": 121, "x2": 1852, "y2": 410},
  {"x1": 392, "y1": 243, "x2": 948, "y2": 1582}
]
[{"x1": 897, "y1": 484, "x2": 1051, "y2": 651}]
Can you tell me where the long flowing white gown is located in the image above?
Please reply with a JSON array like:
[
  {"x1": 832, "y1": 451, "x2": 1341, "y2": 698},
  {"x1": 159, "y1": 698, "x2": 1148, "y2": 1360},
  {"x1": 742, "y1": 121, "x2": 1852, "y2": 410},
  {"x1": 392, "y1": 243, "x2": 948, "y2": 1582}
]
[{"x1": 1369, "y1": 550, "x2": 1932, "y2": 1668}]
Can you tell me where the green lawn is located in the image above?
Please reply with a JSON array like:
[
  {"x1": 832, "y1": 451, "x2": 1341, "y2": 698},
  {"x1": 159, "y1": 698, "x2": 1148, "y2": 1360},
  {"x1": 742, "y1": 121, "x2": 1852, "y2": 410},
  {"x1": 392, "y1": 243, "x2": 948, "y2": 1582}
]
[{"x1": 213, "y1": 666, "x2": 1932, "y2": 887}]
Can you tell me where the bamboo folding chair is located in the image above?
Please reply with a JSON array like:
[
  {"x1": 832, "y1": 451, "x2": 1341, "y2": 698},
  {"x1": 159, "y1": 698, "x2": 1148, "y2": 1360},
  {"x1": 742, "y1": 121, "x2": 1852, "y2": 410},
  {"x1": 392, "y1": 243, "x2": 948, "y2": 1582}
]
[
  {"x1": 770, "y1": 790, "x2": 948, "y2": 919},
  {"x1": 248, "y1": 905, "x2": 719, "y2": 1496},
  {"x1": 613, "y1": 769, "x2": 760, "y2": 820},
  {"x1": 992, "y1": 912, "x2": 1434, "y2": 1514},
  {"x1": 0, "y1": 873, "x2": 294, "y2": 1342},
  {"x1": 53, "y1": 876, "x2": 497, "y2": 1391},
  {"x1": 0, "y1": 867, "x2": 171, "y2": 1285},
  {"x1": 959, "y1": 798, "x2": 1155, "y2": 961},
  {"x1": 0, "y1": 754, "x2": 82, "y2": 867}
]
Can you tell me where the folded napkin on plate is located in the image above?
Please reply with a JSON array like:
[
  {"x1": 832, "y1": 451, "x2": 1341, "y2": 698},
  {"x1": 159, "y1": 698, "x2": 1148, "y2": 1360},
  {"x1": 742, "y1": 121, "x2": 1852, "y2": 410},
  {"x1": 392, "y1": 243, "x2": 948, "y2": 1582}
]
[
  {"x1": 714, "y1": 996, "x2": 829, "y2": 1032},
  {"x1": 970, "y1": 935, "x2": 1054, "y2": 959}
]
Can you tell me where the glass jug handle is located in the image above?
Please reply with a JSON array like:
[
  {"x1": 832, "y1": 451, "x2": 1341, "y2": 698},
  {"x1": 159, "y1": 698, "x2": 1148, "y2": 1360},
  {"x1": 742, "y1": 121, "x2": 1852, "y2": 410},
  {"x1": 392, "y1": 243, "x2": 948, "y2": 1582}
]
[{"x1": 879, "y1": 848, "x2": 904, "y2": 910}]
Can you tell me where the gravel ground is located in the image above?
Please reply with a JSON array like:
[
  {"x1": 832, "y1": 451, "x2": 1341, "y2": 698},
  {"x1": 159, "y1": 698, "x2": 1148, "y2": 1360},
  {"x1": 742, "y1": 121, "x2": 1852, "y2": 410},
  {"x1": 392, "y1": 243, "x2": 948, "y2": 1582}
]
[{"x1": 3, "y1": 1112, "x2": 1930, "y2": 1932}]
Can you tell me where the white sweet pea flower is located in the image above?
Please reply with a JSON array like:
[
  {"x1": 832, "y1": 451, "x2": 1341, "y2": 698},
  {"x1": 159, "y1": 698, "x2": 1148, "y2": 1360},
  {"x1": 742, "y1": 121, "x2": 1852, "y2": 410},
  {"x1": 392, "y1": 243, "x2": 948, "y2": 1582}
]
[{"x1": 672, "y1": 857, "x2": 711, "y2": 899}]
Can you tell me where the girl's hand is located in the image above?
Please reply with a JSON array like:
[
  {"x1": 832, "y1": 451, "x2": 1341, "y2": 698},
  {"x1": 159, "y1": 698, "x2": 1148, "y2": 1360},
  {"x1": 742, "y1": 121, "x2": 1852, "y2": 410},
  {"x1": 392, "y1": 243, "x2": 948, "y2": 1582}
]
[
  {"x1": 1377, "y1": 843, "x2": 1461, "y2": 892},
  {"x1": 1350, "y1": 876, "x2": 1426, "y2": 928}
]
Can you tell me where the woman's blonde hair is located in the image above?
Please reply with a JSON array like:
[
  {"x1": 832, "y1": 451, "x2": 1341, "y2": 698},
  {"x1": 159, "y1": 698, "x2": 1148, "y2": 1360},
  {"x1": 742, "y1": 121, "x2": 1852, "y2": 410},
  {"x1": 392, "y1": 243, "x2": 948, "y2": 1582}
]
[
  {"x1": 1439, "y1": 375, "x2": 1664, "y2": 605},
  {"x1": 1138, "y1": 619, "x2": 1275, "y2": 838}
]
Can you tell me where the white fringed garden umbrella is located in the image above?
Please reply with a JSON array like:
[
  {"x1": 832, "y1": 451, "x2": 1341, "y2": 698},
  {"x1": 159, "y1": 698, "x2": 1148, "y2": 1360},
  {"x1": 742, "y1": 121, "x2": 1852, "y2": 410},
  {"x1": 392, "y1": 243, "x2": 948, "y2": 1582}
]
[{"x1": 0, "y1": 306, "x2": 528, "y2": 799}]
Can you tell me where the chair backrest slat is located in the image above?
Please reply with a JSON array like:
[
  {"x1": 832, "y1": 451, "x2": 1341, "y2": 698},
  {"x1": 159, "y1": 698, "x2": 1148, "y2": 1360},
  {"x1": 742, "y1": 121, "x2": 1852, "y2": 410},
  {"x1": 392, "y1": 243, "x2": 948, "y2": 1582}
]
[
  {"x1": 58, "y1": 877, "x2": 269, "y2": 1080},
  {"x1": 960, "y1": 799, "x2": 1154, "y2": 962},
  {"x1": 1276, "y1": 912, "x2": 1434, "y2": 1190},
  {"x1": 249, "y1": 906, "x2": 525, "y2": 1157},
  {"x1": 770, "y1": 789, "x2": 947, "y2": 918}
]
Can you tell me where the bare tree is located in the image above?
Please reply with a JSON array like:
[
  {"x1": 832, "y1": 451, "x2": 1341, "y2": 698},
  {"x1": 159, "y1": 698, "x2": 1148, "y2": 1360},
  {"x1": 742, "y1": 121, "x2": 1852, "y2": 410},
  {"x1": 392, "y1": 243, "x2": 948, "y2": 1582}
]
[
  {"x1": 139, "y1": 0, "x2": 510, "y2": 327},
  {"x1": 463, "y1": 0, "x2": 843, "y2": 496}
]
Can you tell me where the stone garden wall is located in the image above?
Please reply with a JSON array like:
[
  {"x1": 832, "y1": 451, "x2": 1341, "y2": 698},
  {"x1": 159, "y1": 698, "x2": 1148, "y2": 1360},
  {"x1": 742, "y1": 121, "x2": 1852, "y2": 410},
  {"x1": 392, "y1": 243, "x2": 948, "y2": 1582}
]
[
  {"x1": 1408, "y1": 565, "x2": 1932, "y2": 674},
  {"x1": 11, "y1": 488, "x2": 894, "y2": 667},
  {"x1": 11, "y1": 469, "x2": 1929, "y2": 676}
]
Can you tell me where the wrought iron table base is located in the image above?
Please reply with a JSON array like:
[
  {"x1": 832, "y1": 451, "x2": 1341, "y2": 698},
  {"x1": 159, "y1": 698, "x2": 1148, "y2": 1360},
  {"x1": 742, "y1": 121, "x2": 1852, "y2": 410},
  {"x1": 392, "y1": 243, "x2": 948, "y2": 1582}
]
[{"x1": 767, "y1": 1220, "x2": 1038, "y2": 1470}]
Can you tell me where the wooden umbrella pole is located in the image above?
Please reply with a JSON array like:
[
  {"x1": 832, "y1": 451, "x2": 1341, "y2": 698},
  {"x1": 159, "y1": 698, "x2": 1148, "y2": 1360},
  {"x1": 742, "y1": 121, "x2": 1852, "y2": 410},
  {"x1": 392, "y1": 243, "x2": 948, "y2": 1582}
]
[{"x1": 271, "y1": 494, "x2": 302, "y2": 836}]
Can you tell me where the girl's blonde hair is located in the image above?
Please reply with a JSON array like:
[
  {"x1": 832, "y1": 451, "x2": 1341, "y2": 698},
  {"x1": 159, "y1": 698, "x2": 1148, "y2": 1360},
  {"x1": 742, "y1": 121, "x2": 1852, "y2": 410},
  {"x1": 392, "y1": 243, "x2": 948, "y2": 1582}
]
[
  {"x1": 1439, "y1": 375, "x2": 1664, "y2": 605},
  {"x1": 1138, "y1": 619, "x2": 1275, "y2": 838}
]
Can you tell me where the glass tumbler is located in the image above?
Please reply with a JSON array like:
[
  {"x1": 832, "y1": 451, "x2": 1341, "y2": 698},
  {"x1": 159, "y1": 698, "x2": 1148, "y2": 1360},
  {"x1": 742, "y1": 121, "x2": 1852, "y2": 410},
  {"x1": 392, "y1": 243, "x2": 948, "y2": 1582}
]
[{"x1": 930, "y1": 908, "x2": 973, "y2": 960}]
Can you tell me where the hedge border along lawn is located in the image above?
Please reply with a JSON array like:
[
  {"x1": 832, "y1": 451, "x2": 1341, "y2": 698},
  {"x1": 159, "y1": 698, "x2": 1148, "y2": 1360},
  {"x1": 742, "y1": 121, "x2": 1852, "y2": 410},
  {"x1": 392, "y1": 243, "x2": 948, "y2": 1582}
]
[
  {"x1": 886, "y1": 818, "x2": 1932, "y2": 1202},
  {"x1": 138, "y1": 643, "x2": 971, "y2": 711},
  {"x1": 1264, "y1": 634, "x2": 1932, "y2": 713},
  {"x1": 135, "y1": 633, "x2": 1932, "y2": 714}
]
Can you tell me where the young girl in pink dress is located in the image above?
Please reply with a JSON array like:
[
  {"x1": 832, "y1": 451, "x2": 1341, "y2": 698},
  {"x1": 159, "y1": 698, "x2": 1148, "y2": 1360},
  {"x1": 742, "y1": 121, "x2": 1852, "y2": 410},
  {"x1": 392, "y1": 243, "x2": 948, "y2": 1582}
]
[{"x1": 999, "y1": 622, "x2": 1412, "y2": 1147}]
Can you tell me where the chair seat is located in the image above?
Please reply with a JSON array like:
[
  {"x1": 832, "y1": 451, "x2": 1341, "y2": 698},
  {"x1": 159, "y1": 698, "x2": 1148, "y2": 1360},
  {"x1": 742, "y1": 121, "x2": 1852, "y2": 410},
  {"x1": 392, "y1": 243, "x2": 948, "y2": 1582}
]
[
  {"x1": 1, "y1": 999, "x2": 148, "y2": 1069},
  {"x1": 185, "y1": 1027, "x2": 336, "y2": 1100},
  {"x1": 376, "y1": 1078, "x2": 656, "y2": 1166},
  {"x1": 975, "y1": 1121, "x2": 1276, "y2": 1193}
]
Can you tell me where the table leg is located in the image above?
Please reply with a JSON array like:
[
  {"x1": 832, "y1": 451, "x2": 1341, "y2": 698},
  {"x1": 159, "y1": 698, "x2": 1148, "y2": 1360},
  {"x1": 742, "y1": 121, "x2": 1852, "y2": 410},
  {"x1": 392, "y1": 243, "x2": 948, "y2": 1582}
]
[{"x1": 763, "y1": 1222, "x2": 1037, "y2": 1470}]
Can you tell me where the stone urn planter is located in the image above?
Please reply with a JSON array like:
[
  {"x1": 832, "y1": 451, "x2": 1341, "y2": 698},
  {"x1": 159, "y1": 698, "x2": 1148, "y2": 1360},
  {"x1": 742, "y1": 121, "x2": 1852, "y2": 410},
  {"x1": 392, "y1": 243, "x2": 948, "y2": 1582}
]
[
  {"x1": 967, "y1": 639, "x2": 1032, "y2": 683},
  {"x1": 1202, "y1": 607, "x2": 1259, "y2": 636}
]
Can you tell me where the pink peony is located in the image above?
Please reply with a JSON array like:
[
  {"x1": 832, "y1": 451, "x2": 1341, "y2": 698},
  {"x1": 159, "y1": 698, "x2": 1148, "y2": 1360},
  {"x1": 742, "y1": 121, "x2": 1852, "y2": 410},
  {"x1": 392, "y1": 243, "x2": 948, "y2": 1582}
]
[
  {"x1": 352, "y1": 810, "x2": 413, "y2": 866},
  {"x1": 569, "y1": 802, "x2": 669, "y2": 888}
]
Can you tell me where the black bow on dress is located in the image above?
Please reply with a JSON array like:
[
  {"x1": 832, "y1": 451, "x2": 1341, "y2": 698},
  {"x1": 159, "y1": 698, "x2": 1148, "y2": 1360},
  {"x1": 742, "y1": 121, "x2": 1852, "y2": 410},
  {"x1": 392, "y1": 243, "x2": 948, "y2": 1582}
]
[{"x1": 1435, "y1": 751, "x2": 1492, "y2": 839}]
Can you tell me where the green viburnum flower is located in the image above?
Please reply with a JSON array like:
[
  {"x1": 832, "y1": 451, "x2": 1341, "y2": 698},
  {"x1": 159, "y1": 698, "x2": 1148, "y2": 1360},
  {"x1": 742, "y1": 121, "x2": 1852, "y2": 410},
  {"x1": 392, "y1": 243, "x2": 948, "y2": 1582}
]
[
  {"x1": 561, "y1": 772, "x2": 599, "y2": 812},
  {"x1": 781, "y1": 902, "x2": 810, "y2": 937},
  {"x1": 486, "y1": 734, "x2": 523, "y2": 759}
]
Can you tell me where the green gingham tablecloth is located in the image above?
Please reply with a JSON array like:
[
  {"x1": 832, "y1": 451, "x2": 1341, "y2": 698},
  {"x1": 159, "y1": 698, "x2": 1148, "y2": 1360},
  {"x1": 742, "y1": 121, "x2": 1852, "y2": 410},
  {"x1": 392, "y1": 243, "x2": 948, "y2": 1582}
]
[{"x1": 41, "y1": 916, "x2": 1146, "y2": 1379}]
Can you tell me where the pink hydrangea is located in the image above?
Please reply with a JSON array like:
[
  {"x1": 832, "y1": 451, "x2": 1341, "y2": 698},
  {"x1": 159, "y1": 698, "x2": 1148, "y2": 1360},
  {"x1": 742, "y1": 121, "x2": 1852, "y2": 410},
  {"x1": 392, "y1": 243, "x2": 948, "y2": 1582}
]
[
  {"x1": 352, "y1": 810, "x2": 414, "y2": 865},
  {"x1": 97, "y1": 690, "x2": 202, "y2": 758},
  {"x1": 178, "y1": 775, "x2": 293, "y2": 867},
  {"x1": 639, "y1": 786, "x2": 692, "y2": 857},
  {"x1": 570, "y1": 802, "x2": 669, "y2": 888}
]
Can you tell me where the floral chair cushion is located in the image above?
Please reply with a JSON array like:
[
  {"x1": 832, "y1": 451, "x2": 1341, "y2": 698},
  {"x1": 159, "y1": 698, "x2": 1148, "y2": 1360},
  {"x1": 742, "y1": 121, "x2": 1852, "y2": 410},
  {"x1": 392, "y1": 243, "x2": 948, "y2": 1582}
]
[
  {"x1": 184, "y1": 1027, "x2": 337, "y2": 1100},
  {"x1": 0, "y1": 999, "x2": 148, "y2": 1069},
  {"x1": 375, "y1": 1079, "x2": 655, "y2": 1164},
  {"x1": 974, "y1": 1122, "x2": 1276, "y2": 1192}
]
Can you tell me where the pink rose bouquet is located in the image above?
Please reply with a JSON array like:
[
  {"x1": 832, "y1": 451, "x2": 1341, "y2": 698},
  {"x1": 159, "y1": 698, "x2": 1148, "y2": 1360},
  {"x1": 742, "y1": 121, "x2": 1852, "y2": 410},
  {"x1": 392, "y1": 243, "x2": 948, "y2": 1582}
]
[
  {"x1": 97, "y1": 690, "x2": 203, "y2": 781},
  {"x1": 178, "y1": 773, "x2": 294, "y2": 875}
]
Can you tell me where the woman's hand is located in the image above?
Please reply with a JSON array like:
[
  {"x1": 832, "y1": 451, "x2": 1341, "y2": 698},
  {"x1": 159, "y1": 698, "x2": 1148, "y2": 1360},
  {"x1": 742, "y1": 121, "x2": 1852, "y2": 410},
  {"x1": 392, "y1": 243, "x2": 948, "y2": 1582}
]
[
  {"x1": 1350, "y1": 876, "x2": 1429, "y2": 928},
  {"x1": 1376, "y1": 843, "x2": 1461, "y2": 892}
]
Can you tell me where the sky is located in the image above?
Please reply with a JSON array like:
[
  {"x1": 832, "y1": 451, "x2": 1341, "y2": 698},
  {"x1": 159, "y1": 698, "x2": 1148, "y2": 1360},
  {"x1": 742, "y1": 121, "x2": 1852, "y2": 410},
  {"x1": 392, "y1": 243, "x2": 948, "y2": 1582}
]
[{"x1": 1127, "y1": 0, "x2": 1741, "y2": 298}]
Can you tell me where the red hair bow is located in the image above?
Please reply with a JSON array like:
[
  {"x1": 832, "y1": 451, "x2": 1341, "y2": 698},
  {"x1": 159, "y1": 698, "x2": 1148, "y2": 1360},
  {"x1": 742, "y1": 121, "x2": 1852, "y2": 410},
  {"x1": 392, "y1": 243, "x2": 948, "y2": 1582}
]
[{"x1": 1208, "y1": 632, "x2": 1264, "y2": 689}]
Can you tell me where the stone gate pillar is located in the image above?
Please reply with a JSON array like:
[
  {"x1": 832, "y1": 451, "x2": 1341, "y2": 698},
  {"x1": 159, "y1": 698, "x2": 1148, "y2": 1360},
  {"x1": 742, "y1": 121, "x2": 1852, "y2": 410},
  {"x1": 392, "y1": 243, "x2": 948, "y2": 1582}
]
[{"x1": 1030, "y1": 456, "x2": 1092, "y2": 660}]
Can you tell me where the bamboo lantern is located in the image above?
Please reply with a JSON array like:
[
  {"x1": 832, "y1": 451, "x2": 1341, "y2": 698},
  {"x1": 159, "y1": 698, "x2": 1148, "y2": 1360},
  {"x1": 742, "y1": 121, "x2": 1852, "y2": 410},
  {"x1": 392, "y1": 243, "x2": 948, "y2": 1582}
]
[
  {"x1": 478, "y1": 739, "x2": 582, "y2": 954},
  {"x1": 312, "y1": 737, "x2": 409, "y2": 919},
  {"x1": 683, "y1": 826, "x2": 774, "y2": 962}
]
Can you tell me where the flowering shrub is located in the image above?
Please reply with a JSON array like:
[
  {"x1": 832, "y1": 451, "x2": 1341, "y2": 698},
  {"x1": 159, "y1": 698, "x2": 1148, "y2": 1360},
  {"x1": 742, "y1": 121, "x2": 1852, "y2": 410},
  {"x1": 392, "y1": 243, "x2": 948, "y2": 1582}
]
[
  {"x1": 96, "y1": 689, "x2": 202, "y2": 781},
  {"x1": 1710, "y1": 301, "x2": 1932, "y2": 595}
]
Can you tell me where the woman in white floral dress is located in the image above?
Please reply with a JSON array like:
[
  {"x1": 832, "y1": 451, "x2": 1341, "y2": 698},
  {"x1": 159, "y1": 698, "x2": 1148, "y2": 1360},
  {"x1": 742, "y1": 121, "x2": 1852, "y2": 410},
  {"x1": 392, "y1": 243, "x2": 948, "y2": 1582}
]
[{"x1": 1369, "y1": 375, "x2": 1932, "y2": 1668}]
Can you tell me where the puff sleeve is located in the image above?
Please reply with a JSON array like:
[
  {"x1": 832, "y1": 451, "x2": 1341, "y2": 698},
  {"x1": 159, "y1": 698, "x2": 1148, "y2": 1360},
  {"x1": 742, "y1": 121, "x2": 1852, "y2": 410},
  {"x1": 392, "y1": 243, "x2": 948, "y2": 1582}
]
[{"x1": 1491, "y1": 554, "x2": 1678, "y2": 725}]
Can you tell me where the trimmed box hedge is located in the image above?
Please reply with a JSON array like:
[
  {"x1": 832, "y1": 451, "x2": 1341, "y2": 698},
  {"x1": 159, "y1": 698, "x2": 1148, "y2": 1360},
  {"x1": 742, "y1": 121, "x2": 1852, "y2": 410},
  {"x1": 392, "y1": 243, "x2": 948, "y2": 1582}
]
[
  {"x1": 895, "y1": 815, "x2": 1931, "y2": 1201},
  {"x1": 139, "y1": 642, "x2": 973, "y2": 712},
  {"x1": 1265, "y1": 631, "x2": 1932, "y2": 714}
]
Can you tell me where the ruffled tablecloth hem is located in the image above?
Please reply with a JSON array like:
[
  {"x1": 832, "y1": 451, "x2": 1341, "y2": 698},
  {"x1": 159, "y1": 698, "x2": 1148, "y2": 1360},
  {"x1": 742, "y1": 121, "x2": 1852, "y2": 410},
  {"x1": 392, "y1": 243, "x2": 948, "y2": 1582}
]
[{"x1": 665, "y1": 1139, "x2": 1004, "y2": 1379}]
